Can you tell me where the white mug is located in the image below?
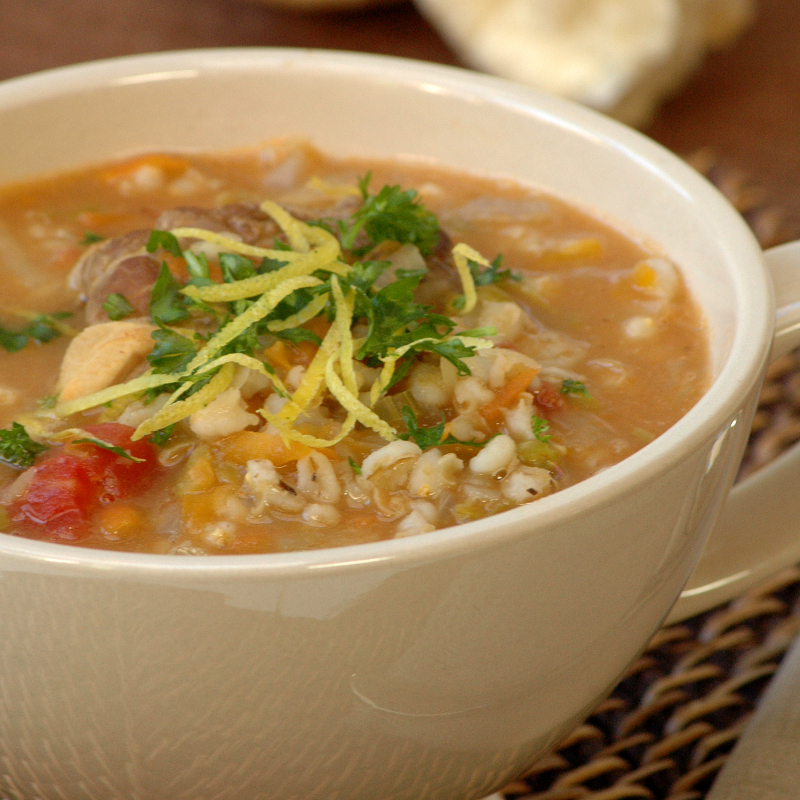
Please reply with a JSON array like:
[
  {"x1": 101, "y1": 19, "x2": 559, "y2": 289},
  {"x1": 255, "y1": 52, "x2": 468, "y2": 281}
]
[{"x1": 1, "y1": 49, "x2": 799, "y2": 800}]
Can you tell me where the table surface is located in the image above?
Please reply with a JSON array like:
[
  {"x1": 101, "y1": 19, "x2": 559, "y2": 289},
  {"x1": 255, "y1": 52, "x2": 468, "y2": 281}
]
[{"x1": 1, "y1": 0, "x2": 799, "y2": 242}]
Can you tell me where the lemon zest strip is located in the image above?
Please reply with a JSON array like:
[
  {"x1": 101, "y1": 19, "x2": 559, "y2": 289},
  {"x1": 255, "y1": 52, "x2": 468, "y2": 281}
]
[
  {"x1": 132, "y1": 362, "x2": 236, "y2": 441},
  {"x1": 54, "y1": 373, "x2": 179, "y2": 419},
  {"x1": 273, "y1": 323, "x2": 341, "y2": 427},
  {"x1": 266, "y1": 292, "x2": 329, "y2": 333},
  {"x1": 324, "y1": 357, "x2": 396, "y2": 442},
  {"x1": 452, "y1": 242, "x2": 487, "y2": 314},
  {"x1": 330, "y1": 277, "x2": 358, "y2": 397},
  {"x1": 259, "y1": 200, "x2": 312, "y2": 253},
  {"x1": 169, "y1": 228, "x2": 308, "y2": 262},
  {"x1": 184, "y1": 275, "x2": 323, "y2": 374}
]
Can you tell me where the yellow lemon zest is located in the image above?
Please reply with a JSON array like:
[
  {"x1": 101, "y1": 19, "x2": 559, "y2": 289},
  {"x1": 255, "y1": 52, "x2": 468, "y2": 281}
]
[
  {"x1": 54, "y1": 373, "x2": 179, "y2": 418},
  {"x1": 185, "y1": 275, "x2": 323, "y2": 374},
  {"x1": 452, "y1": 242, "x2": 486, "y2": 314},
  {"x1": 132, "y1": 363, "x2": 236, "y2": 441},
  {"x1": 267, "y1": 292, "x2": 329, "y2": 333},
  {"x1": 324, "y1": 357, "x2": 395, "y2": 442}
]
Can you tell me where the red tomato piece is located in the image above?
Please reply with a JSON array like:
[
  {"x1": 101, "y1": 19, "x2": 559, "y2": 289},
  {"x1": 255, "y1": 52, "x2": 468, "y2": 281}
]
[
  {"x1": 534, "y1": 382, "x2": 566, "y2": 414},
  {"x1": 12, "y1": 423, "x2": 159, "y2": 541}
]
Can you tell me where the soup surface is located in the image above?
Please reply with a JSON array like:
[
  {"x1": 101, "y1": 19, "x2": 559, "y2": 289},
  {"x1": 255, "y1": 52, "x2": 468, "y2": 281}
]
[{"x1": 0, "y1": 141, "x2": 709, "y2": 554}]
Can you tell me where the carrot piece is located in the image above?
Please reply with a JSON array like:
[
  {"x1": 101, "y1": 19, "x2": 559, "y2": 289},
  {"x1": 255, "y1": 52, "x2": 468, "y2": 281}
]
[
  {"x1": 100, "y1": 154, "x2": 192, "y2": 182},
  {"x1": 480, "y1": 366, "x2": 540, "y2": 424},
  {"x1": 77, "y1": 210, "x2": 132, "y2": 229},
  {"x1": 263, "y1": 341, "x2": 294, "y2": 373},
  {"x1": 213, "y1": 430, "x2": 313, "y2": 468}
]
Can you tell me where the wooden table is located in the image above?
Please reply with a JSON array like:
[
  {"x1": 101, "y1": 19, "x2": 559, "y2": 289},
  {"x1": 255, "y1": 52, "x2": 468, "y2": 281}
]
[{"x1": 0, "y1": 0, "x2": 798, "y2": 240}]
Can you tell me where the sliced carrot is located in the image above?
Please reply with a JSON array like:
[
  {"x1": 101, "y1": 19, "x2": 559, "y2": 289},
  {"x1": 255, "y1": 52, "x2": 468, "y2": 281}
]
[
  {"x1": 263, "y1": 341, "x2": 294, "y2": 373},
  {"x1": 100, "y1": 154, "x2": 192, "y2": 182},
  {"x1": 480, "y1": 366, "x2": 539, "y2": 424},
  {"x1": 77, "y1": 210, "x2": 133, "y2": 229},
  {"x1": 213, "y1": 430, "x2": 313, "y2": 468}
]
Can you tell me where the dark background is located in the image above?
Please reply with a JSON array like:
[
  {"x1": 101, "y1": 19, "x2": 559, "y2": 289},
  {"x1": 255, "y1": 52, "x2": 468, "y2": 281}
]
[{"x1": 1, "y1": 0, "x2": 798, "y2": 240}]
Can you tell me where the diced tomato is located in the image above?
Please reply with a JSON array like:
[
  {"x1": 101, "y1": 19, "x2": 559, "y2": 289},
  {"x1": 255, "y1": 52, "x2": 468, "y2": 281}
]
[
  {"x1": 534, "y1": 382, "x2": 566, "y2": 415},
  {"x1": 11, "y1": 423, "x2": 159, "y2": 541}
]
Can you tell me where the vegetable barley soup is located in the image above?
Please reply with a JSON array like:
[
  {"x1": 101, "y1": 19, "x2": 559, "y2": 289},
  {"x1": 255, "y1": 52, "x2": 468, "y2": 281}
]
[{"x1": 0, "y1": 141, "x2": 709, "y2": 554}]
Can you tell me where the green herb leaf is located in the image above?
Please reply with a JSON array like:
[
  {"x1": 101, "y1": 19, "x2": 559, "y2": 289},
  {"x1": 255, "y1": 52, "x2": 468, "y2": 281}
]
[
  {"x1": 531, "y1": 414, "x2": 552, "y2": 442},
  {"x1": 147, "y1": 327, "x2": 197, "y2": 374},
  {"x1": 0, "y1": 328, "x2": 29, "y2": 353},
  {"x1": 348, "y1": 456, "x2": 362, "y2": 475},
  {"x1": 102, "y1": 293, "x2": 135, "y2": 321},
  {"x1": 273, "y1": 327, "x2": 322, "y2": 346},
  {"x1": 81, "y1": 232, "x2": 104, "y2": 244},
  {"x1": 220, "y1": 252, "x2": 258, "y2": 283},
  {"x1": 37, "y1": 394, "x2": 58, "y2": 409},
  {"x1": 146, "y1": 230, "x2": 183, "y2": 258},
  {"x1": 0, "y1": 312, "x2": 73, "y2": 353},
  {"x1": 398, "y1": 406, "x2": 493, "y2": 451},
  {"x1": 561, "y1": 379, "x2": 589, "y2": 397},
  {"x1": 341, "y1": 176, "x2": 440, "y2": 255},
  {"x1": 149, "y1": 263, "x2": 189, "y2": 325},
  {"x1": 184, "y1": 250, "x2": 211, "y2": 281},
  {"x1": 452, "y1": 254, "x2": 520, "y2": 309},
  {"x1": 73, "y1": 436, "x2": 145, "y2": 462},
  {"x1": 0, "y1": 422, "x2": 49, "y2": 468},
  {"x1": 149, "y1": 424, "x2": 176, "y2": 446}
]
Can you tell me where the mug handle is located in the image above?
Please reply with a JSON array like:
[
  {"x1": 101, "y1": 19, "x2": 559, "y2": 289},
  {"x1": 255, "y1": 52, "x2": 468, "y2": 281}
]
[{"x1": 668, "y1": 239, "x2": 800, "y2": 622}]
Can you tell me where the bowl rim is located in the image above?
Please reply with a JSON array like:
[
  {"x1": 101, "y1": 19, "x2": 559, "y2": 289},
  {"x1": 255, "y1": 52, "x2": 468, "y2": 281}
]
[{"x1": 0, "y1": 47, "x2": 772, "y2": 577}]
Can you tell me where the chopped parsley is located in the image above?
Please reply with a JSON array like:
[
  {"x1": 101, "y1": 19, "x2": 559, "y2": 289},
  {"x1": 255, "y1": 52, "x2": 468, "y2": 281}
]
[
  {"x1": 561, "y1": 379, "x2": 590, "y2": 397},
  {"x1": 81, "y1": 231, "x2": 104, "y2": 244},
  {"x1": 348, "y1": 456, "x2": 362, "y2": 475},
  {"x1": 0, "y1": 422, "x2": 49, "y2": 468},
  {"x1": 149, "y1": 424, "x2": 176, "y2": 446},
  {"x1": 531, "y1": 415, "x2": 552, "y2": 442},
  {"x1": 149, "y1": 263, "x2": 189, "y2": 326},
  {"x1": 0, "y1": 312, "x2": 73, "y2": 354},
  {"x1": 146, "y1": 230, "x2": 183, "y2": 258},
  {"x1": 453, "y1": 254, "x2": 521, "y2": 310},
  {"x1": 339, "y1": 175, "x2": 440, "y2": 255},
  {"x1": 147, "y1": 327, "x2": 198, "y2": 374},
  {"x1": 73, "y1": 436, "x2": 144, "y2": 462},
  {"x1": 102, "y1": 293, "x2": 135, "y2": 321},
  {"x1": 398, "y1": 406, "x2": 493, "y2": 451}
]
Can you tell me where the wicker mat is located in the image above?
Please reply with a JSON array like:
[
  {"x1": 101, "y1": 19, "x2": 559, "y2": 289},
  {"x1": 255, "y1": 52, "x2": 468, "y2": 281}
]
[{"x1": 497, "y1": 152, "x2": 800, "y2": 800}]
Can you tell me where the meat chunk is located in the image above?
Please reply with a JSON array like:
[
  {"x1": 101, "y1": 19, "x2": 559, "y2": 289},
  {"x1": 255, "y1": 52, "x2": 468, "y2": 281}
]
[
  {"x1": 56, "y1": 321, "x2": 156, "y2": 402},
  {"x1": 86, "y1": 255, "x2": 161, "y2": 324},
  {"x1": 68, "y1": 230, "x2": 159, "y2": 324}
]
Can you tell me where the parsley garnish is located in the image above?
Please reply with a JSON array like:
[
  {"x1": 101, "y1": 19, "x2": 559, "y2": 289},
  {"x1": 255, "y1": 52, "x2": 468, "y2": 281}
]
[
  {"x1": 149, "y1": 424, "x2": 176, "y2": 446},
  {"x1": 37, "y1": 394, "x2": 58, "y2": 409},
  {"x1": 73, "y1": 436, "x2": 145, "y2": 463},
  {"x1": 149, "y1": 263, "x2": 189, "y2": 326},
  {"x1": 348, "y1": 456, "x2": 362, "y2": 475},
  {"x1": 0, "y1": 422, "x2": 49, "y2": 468},
  {"x1": 148, "y1": 327, "x2": 197, "y2": 374},
  {"x1": 339, "y1": 175, "x2": 440, "y2": 256},
  {"x1": 453, "y1": 254, "x2": 520, "y2": 310},
  {"x1": 102, "y1": 293, "x2": 135, "y2": 321},
  {"x1": 81, "y1": 232, "x2": 104, "y2": 244},
  {"x1": 531, "y1": 415, "x2": 552, "y2": 442},
  {"x1": 398, "y1": 406, "x2": 493, "y2": 450},
  {"x1": 0, "y1": 312, "x2": 73, "y2": 353},
  {"x1": 561, "y1": 379, "x2": 589, "y2": 397},
  {"x1": 146, "y1": 230, "x2": 183, "y2": 258}
]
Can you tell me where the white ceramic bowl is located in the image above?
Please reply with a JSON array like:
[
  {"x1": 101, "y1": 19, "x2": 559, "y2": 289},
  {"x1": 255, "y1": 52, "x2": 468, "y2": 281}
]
[{"x1": 1, "y1": 49, "x2": 799, "y2": 800}]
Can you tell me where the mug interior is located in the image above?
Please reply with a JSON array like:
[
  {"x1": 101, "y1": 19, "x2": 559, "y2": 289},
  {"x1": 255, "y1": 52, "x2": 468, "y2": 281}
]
[{"x1": 0, "y1": 48, "x2": 772, "y2": 568}]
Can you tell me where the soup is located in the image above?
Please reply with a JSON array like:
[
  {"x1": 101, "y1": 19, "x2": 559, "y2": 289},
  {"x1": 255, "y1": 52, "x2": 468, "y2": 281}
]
[{"x1": 0, "y1": 141, "x2": 709, "y2": 554}]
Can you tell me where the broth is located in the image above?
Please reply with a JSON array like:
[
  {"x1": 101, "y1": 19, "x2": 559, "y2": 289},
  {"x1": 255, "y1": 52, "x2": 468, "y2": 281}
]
[{"x1": 0, "y1": 141, "x2": 709, "y2": 553}]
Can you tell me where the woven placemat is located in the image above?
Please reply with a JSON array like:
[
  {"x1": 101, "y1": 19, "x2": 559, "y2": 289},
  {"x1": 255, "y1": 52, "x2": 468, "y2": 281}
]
[{"x1": 497, "y1": 152, "x2": 800, "y2": 800}]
